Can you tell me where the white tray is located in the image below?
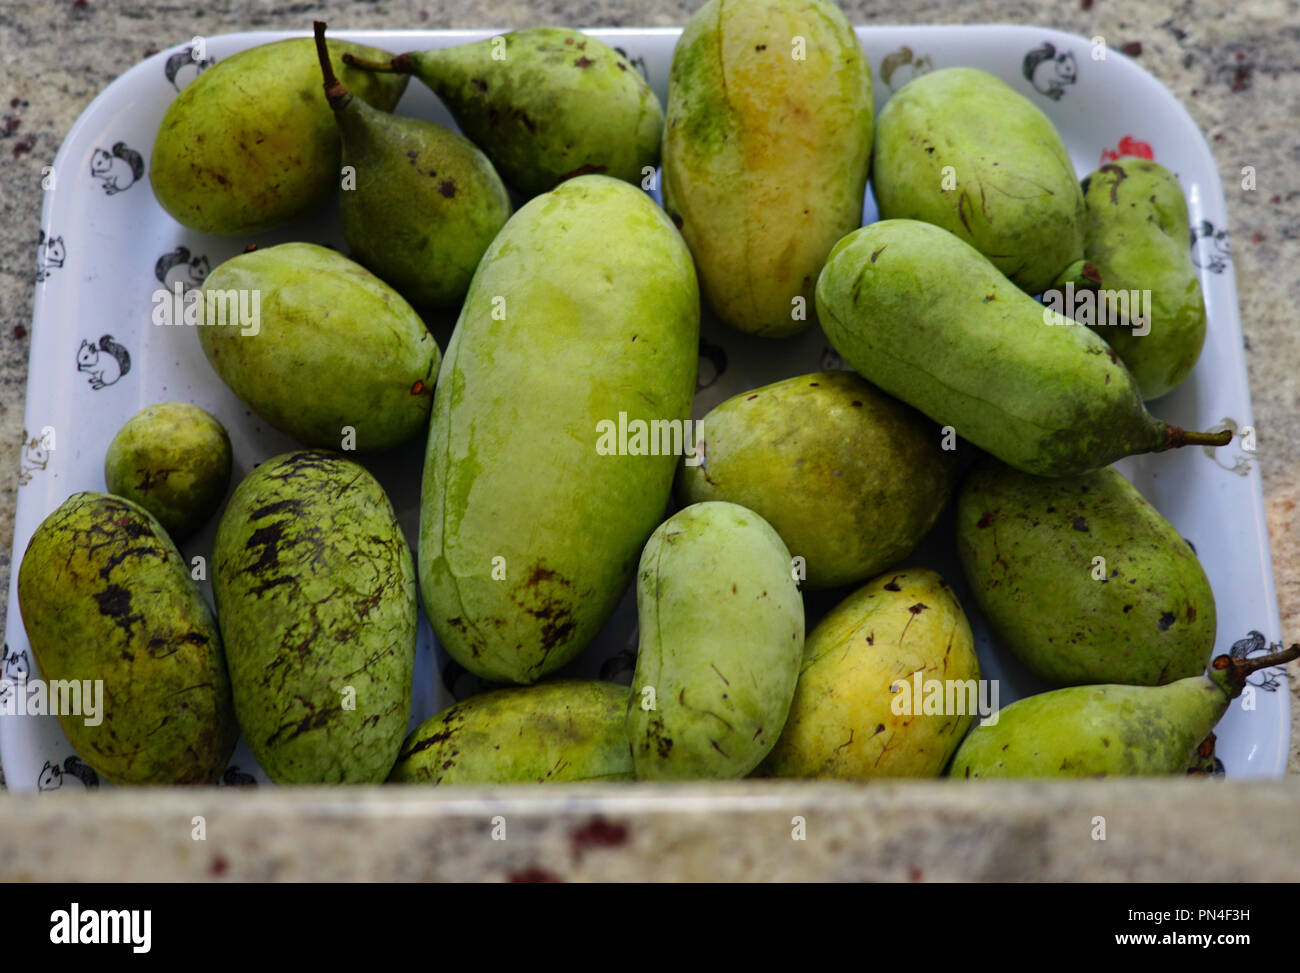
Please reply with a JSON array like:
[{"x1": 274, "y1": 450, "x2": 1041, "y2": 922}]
[{"x1": 3, "y1": 24, "x2": 1285, "y2": 791}]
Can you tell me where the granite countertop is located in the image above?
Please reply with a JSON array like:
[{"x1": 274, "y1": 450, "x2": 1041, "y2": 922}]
[{"x1": 0, "y1": 0, "x2": 1297, "y2": 877}]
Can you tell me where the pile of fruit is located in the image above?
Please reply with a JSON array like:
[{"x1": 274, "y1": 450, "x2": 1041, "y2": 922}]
[{"x1": 17, "y1": 4, "x2": 1296, "y2": 787}]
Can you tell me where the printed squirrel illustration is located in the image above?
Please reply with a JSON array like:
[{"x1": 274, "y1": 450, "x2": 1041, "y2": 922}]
[
  {"x1": 155, "y1": 246, "x2": 210, "y2": 291},
  {"x1": 76, "y1": 334, "x2": 131, "y2": 390},
  {"x1": 1230, "y1": 631, "x2": 1286, "y2": 691},
  {"x1": 697, "y1": 338, "x2": 728, "y2": 391},
  {"x1": 880, "y1": 45, "x2": 934, "y2": 91},
  {"x1": 221, "y1": 766, "x2": 257, "y2": 787},
  {"x1": 36, "y1": 230, "x2": 65, "y2": 282},
  {"x1": 17, "y1": 429, "x2": 51, "y2": 486},
  {"x1": 1191, "y1": 220, "x2": 1231, "y2": 273},
  {"x1": 820, "y1": 346, "x2": 851, "y2": 372},
  {"x1": 164, "y1": 44, "x2": 214, "y2": 90},
  {"x1": 37, "y1": 756, "x2": 100, "y2": 791},
  {"x1": 598, "y1": 630, "x2": 639, "y2": 684},
  {"x1": 441, "y1": 658, "x2": 495, "y2": 702},
  {"x1": 1023, "y1": 42, "x2": 1078, "y2": 100},
  {"x1": 90, "y1": 142, "x2": 145, "y2": 195},
  {"x1": 1199, "y1": 417, "x2": 1252, "y2": 476},
  {"x1": 0, "y1": 645, "x2": 29, "y2": 704},
  {"x1": 612, "y1": 46, "x2": 651, "y2": 83}
]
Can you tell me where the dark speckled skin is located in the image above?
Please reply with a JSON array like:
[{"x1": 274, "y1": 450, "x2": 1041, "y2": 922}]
[
  {"x1": 17, "y1": 492, "x2": 236, "y2": 784},
  {"x1": 390, "y1": 680, "x2": 633, "y2": 784},
  {"x1": 1080, "y1": 159, "x2": 1206, "y2": 400},
  {"x1": 149, "y1": 38, "x2": 408, "y2": 235},
  {"x1": 945, "y1": 649, "x2": 1300, "y2": 779},
  {"x1": 332, "y1": 91, "x2": 511, "y2": 309},
  {"x1": 676, "y1": 371, "x2": 953, "y2": 589},
  {"x1": 198, "y1": 243, "x2": 441, "y2": 452},
  {"x1": 871, "y1": 67, "x2": 1085, "y2": 296},
  {"x1": 956, "y1": 461, "x2": 1216, "y2": 686},
  {"x1": 815, "y1": 220, "x2": 1225, "y2": 477},
  {"x1": 384, "y1": 27, "x2": 663, "y2": 198},
  {"x1": 103, "y1": 401, "x2": 232, "y2": 542},
  {"x1": 214, "y1": 450, "x2": 416, "y2": 784}
]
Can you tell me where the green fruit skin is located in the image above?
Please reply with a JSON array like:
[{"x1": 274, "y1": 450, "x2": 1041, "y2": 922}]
[
  {"x1": 150, "y1": 38, "x2": 409, "y2": 235},
  {"x1": 198, "y1": 242, "x2": 440, "y2": 452},
  {"x1": 760, "y1": 569, "x2": 979, "y2": 778},
  {"x1": 336, "y1": 97, "x2": 512, "y2": 309},
  {"x1": 662, "y1": 0, "x2": 873, "y2": 338},
  {"x1": 213, "y1": 451, "x2": 416, "y2": 783},
  {"x1": 872, "y1": 67, "x2": 1085, "y2": 295},
  {"x1": 949, "y1": 676, "x2": 1228, "y2": 778},
  {"x1": 389, "y1": 681, "x2": 633, "y2": 784},
  {"x1": 103, "y1": 402, "x2": 232, "y2": 542},
  {"x1": 677, "y1": 371, "x2": 952, "y2": 589},
  {"x1": 411, "y1": 27, "x2": 663, "y2": 197},
  {"x1": 816, "y1": 219, "x2": 1165, "y2": 477},
  {"x1": 17, "y1": 493, "x2": 236, "y2": 784},
  {"x1": 1079, "y1": 159, "x2": 1206, "y2": 400},
  {"x1": 956, "y1": 461, "x2": 1216, "y2": 687},
  {"x1": 420, "y1": 175, "x2": 699, "y2": 685},
  {"x1": 627, "y1": 502, "x2": 805, "y2": 780}
]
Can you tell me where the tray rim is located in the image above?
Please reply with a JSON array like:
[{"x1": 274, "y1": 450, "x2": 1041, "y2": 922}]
[{"x1": 5, "y1": 22, "x2": 1284, "y2": 787}]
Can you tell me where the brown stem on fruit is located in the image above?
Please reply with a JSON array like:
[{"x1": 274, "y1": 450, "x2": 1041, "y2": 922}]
[
  {"x1": 1211, "y1": 643, "x2": 1300, "y2": 696},
  {"x1": 313, "y1": 21, "x2": 349, "y2": 109},
  {"x1": 1162, "y1": 425, "x2": 1233, "y2": 450},
  {"x1": 342, "y1": 51, "x2": 416, "y2": 74}
]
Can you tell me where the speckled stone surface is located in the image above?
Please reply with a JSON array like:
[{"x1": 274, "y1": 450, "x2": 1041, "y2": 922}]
[
  {"x1": 0, "y1": 0, "x2": 1297, "y2": 875},
  {"x1": 2, "y1": 779, "x2": 1298, "y2": 881}
]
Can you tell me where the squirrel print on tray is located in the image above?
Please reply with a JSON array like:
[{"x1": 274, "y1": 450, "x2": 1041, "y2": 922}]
[
  {"x1": 37, "y1": 756, "x2": 100, "y2": 791},
  {"x1": 1191, "y1": 220, "x2": 1231, "y2": 273},
  {"x1": 90, "y1": 142, "x2": 145, "y2": 195},
  {"x1": 1230, "y1": 631, "x2": 1288, "y2": 692},
  {"x1": 1023, "y1": 42, "x2": 1077, "y2": 100},
  {"x1": 155, "y1": 246, "x2": 210, "y2": 292},
  {"x1": 76, "y1": 335, "x2": 131, "y2": 390},
  {"x1": 164, "y1": 44, "x2": 214, "y2": 90},
  {"x1": 0, "y1": 645, "x2": 29, "y2": 706},
  {"x1": 17, "y1": 430, "x2": 51, "y2": 486},
  {"x1": 220, "y1": 766, "x2": 257, "y2": 787},
  {"x1": 36, "y1": 230, "x2": 65, "y2": 282},
  {"x1": 879, "y1": 46, "x2": 934, "y2": 92}
]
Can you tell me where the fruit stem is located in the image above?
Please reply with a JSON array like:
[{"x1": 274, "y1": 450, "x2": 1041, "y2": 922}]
[
  {"x1": 1161, "y1": 425, "x2": 1233, "y2": 450},
  {"x1": 342, "y1": 51, "x2": 415, "y2": 74},
  {"x1": 1210, "y1": 643, "x2": 1300, "y2": 697},
  {"x1": 313, "y1": 21, "x2": 349, "y2": 109}
]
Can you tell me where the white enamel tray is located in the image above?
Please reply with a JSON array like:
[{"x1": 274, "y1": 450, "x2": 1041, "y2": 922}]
[{"x1": 3, "y1": 25, "x2": 1284, "y2": 791}]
